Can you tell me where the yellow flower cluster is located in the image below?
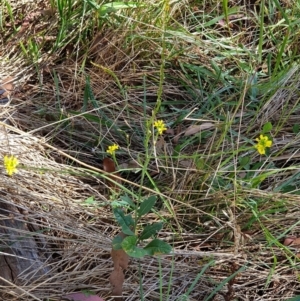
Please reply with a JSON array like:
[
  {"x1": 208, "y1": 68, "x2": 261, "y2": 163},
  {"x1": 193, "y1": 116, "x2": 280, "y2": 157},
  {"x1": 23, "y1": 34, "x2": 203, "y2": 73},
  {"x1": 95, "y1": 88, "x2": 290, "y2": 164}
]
[
  {"x1": 255, "y1": 135, "x2": 272, "y2": 155},
  {"x1": 4, "y1": 155, "x2": 19, "y2": 176},
  {"x1": 106, "y1": 144, "x2": 119, "y2": 155},
  {"x1": 154, "y1": 120, "x2": 167, "y2": 135}
]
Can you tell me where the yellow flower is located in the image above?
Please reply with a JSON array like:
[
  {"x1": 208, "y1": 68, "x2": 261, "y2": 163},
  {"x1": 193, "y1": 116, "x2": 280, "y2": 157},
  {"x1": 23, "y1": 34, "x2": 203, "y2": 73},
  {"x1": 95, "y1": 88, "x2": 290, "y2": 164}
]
[
  {"x1": 106, "y1": 144, "x2": 119, "y2": 155},
  {"x1": 255, "y1": 135, "x2": 272, "y2": 155},
  {"x1": 4, "y1": 155, "x2": 19, "y2": 176},
  {"x1": 154, "y1": 120, "x2": 167, "y2": 135}
]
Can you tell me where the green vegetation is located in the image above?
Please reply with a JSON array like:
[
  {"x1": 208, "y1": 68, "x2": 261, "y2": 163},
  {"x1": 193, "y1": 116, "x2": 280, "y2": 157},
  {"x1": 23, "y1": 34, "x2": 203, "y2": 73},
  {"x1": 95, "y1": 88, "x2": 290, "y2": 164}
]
[
  {"x1": 112, "y1": 195, "x2": 172, "y2": 258},
  {"x1": 1, "y1": 0, "x2": 300, "y2": 300}
]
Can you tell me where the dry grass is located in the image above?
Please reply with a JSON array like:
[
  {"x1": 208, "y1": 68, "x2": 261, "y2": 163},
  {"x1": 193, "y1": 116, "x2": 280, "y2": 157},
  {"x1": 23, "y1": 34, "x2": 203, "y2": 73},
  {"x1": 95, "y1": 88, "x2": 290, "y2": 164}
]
[{"x1": 1, "y1": 0, "x2": 300, "y2": 300}]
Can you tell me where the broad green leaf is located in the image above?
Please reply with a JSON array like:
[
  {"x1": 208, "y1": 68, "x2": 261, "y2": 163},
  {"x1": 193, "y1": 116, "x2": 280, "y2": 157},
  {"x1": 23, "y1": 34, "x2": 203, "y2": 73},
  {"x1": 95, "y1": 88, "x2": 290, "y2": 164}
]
[
  {"x1": 113, "y1": 208, "x2": 134, "y2": 235},
  {"x1": 121, "y1": 235, "x2": 137, "y2": 249},
  {"x1": 140, "y1": 223, "x2": 163, "y2": 240},
  {"x1": 111, "y1": 199, "x2": 132, "y2": 208},
  {"x1": 126, "y1": 245, "x2": 148, "y2": 258},
  {"x1": 112, "y1": 235, "x2": 124, "y2": 250},
  {"x1": 121, "y1": 236, "x2": 148, "y2": 258},
  {"x1": 122, "y1": 215, "x2": 134, "y2": 235},
  {"x1": 262, "y1": 121, "x2": 272, "y2": 133},
  {"x1": 138, "y1": 196, "x2": 157, "y2": 217},
  {"x1": 120, "y1": 194, "x2": 136, "y2": 208},
  {"x1": 239, "y1": 156, "x2": 250, "y2": 168},
  {"x1": 144, "y1": 239, "x2": 172, "y2": 255}
]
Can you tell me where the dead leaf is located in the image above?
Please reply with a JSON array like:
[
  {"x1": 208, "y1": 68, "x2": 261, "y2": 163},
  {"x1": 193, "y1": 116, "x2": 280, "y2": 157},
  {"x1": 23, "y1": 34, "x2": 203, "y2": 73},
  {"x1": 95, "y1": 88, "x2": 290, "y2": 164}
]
[
  {"x1": 63, "y1": 292, "x2": 105, "y2": 301},
  {"x1": 178, "y1": 159, "x2": 195, "y2": 168},
  {"x1": 228, "y1": 14, "x2": 245, "y2": 20},
  {"x1": 110, "y1": 269, "x2": 124, "y2": 299},
  {"x1": 165, "y1": 128, "x2": 174, "y2": 135},
  {"x1": 118, "y1": 160, "x2": 141, "y2": 171},
  {"x1": 183, "y1": 123, "x2": 215, "y2": 136},
  {"x1": 118, "y1": 162, "x2": 128, "y2": 169},
  {"x1": 284, "y1": 236, "x2": 300, "y2": 247},
  {"x1": 0, "y1": 76, "x2": 14, "y2": 92},
  {"x1": 109, "y1": 237, "x2": 129, "y2": 301},
  {"x1": 284, "y1": 237, "x2": 295, "y2": 246},
  {"x1": 155, "y1": 136, "x2": 165, "y2": 154},
  {"x1": 217, "y1": 14, "x2": 246, "y2": 28},
  {"x1": 103, "y1": 157, "x2": 117, "y2": 173},
  {"x1": 217, "y1": 19, "x2": 227, "y2": 27},
  {"x1": 173, "y1": 125, "x2": 183, "y2": 144},
  {"x1": 103, "y1": 158, "x2": 122, "y2": 191},
  {"x1": 290, "y1": 238, "x2": 300, "y2": 247},
  {"x1": 111, "y1": 248, "x2": 129, "y2": 270},
  {"x1": 0, "y1": 76, "x2": 14, "y2": 105}
]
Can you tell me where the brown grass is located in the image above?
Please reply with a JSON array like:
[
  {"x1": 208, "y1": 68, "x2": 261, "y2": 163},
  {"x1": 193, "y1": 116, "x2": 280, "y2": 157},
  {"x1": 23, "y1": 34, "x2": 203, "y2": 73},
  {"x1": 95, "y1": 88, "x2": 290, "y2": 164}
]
[{"x1": 1, "y1": 0, "x2": 300, "y2": 300}]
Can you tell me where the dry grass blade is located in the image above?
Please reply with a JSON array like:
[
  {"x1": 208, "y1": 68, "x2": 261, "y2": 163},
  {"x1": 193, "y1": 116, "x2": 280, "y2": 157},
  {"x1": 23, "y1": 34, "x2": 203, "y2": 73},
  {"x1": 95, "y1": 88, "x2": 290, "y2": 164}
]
[
  {"x1": 1, "y1": 0, "x2": 300, "y2": 300},
  {"x1": 183, "y1": 123, "x2": 216, "y2": 136}
]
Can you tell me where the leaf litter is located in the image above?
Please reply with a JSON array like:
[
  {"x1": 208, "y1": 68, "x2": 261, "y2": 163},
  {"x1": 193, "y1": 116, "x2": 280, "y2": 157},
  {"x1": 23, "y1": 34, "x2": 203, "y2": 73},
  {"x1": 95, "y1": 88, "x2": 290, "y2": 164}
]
[
  {"x1": 2, "y1": 1, "x2": 300, "y2": 300},
  {"x1": 110, "y1": 233, "x2": 129, "y2": 301}
]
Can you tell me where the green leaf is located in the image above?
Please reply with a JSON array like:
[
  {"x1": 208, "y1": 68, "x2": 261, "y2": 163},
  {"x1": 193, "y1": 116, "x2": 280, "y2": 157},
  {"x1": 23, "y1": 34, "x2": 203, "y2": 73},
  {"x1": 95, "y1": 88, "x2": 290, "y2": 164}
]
[
  {"x1": 111, "y1": 199, "x2": 131, "y2": 209},
  {"x1": 113, "y1": 208, "x2": 135, "y2": 235},
  {"x1": 122, "y1": 215, "x2": 134, "y2": 235},
  {"x1": 250, "y1": 174, "x2": 266, "y2": 188},
  {"x1": 262, "y1": 121, "x2": 272, "y2": 133},
  {"x1": 140, "y1": 223, "x2": 163, "y2": 240},
  {"x1": 121, "y1": 236, "x2": 148, "y2": 258},
  {"x1": 293, "y1": 124, "x2": 300, "y2": 134},
  {"x1": 138, "y1": 195, "x2": 157, "y2": 217},
  {"x1": 144, "y1": 239, "x2": 172, "y2": 255},
  {"x1": 83, "y1": 196, "x2": 96, "y2": 205},
  {"x1": 112, "y1": 234, "x2": 124, "y2": 250},
  {"x1": 121, "y1": 235, "x2": 137, "y2": 248},
  {"x1": 120, "y1": 194, "x2": 136, "y2": 208},
  {"x1": 285, "y1": 296, "x2": 300, "y2": 301},
  {"x1": 81, "y1": 289, "x2": 95, "y2": 297},
  {"x1": 195, "y1": 157, "x2": 205, "y2": 170},
  {"x1": 239, "y1": 156, "x2": 250, "y2": 168},
  {"x1": 280, "y1": 185, "x2": 300, "y2": 194},
  {"x1": 69, "y1": 111, "x2": 103, "y2": 124}
]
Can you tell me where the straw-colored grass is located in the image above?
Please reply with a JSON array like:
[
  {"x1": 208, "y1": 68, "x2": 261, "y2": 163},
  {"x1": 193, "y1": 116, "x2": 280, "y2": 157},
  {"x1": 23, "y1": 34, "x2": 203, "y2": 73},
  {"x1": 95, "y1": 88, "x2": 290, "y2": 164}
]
[{"x1": 1, "y1": 0, "x2": 300, "y2": 300}]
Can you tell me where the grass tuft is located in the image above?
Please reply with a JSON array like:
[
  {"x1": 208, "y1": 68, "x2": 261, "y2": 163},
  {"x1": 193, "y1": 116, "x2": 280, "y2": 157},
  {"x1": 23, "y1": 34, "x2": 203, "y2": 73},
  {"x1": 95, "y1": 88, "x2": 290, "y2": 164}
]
[{"x1": 1, "y1": 0, "x2": 300, "y2": 300}]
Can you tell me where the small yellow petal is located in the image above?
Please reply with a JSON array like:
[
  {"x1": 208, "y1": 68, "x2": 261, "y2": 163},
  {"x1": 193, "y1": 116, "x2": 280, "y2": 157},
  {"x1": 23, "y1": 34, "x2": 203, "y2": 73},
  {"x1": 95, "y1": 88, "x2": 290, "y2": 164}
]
[
  {"x1": 106, "y1": 144, "x2": 119, "y2": 155},
  {"x1": 258, "y1": 146, "x2": 266, "y2": 155},
  {"x1": 3, "y1": 155, "x2": 19, "y2": 176},
  {"x1": 265, "y1": 140, "x2": 272, "y2": 147},
  {"x1": 154, "y1": 120, "x2": 167, "y2": 135},
  {"x1": 255, "y1": 134, "x2": 272, "y2": 155}
]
